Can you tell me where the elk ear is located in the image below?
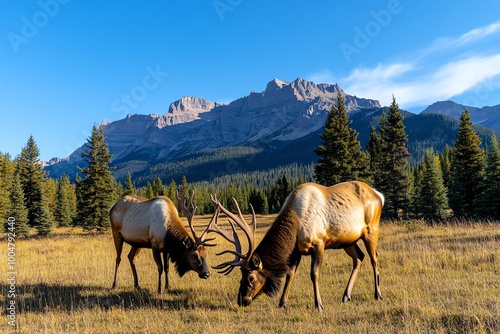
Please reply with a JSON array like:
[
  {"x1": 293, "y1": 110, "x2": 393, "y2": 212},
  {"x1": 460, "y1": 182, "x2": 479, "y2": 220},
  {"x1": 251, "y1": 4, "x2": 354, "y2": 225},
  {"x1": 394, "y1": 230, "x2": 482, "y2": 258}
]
[
  {"x1": 182, "y1": 236, "x2": 193, "y2": 249},
  {"x1": 249, "y1": 254, "x2": 262, "y2": 270}
]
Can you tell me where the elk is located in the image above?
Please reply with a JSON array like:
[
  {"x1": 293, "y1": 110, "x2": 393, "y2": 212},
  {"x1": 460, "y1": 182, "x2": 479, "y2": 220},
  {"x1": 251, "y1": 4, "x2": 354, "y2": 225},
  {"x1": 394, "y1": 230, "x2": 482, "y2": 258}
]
[
  {"x1": 110, "y1": 191, "x2": 216, "y2": 293},
  {"x1": 210, "y1": 181, "x2": 384, "y2": 312}
]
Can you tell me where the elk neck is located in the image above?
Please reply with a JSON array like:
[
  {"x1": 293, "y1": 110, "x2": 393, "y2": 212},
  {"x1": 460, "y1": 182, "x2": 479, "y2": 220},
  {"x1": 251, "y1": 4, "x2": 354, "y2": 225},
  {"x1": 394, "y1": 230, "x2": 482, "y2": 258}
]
[
  {"x1": 254, "y1": 204, "x2": 301, "y2": 296},
  {"x1": 164, "y1": 211, "x2": 194, "y2": 277}
]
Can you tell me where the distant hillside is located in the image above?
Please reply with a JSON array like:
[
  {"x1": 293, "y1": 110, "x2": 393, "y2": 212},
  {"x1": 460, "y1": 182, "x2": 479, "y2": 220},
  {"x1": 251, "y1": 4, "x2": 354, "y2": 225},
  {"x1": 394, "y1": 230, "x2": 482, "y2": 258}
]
[
  {"x1": 422, "y1": 101, "x2": 500, "y2": 133},
  {"x1": 119, "y1": 109, "x2": 497, "y2": 187}
]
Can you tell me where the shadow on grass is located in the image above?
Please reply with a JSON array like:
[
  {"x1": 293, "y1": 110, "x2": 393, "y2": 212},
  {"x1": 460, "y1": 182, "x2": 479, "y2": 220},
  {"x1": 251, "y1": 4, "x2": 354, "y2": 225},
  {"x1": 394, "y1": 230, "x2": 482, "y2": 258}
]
[{"x1": 2, "y1": 283, "x2": 222, "y2": 314}]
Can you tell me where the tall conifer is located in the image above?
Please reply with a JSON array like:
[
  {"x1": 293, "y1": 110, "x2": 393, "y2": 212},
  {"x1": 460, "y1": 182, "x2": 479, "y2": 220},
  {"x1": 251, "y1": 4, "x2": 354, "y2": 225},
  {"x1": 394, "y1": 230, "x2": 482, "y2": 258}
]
[
  {"x1": 153, "y1": 177, "x2": 165, "y2": 196},
  {"x1": 18, "y1": 135, "x2": 53, "y2": 232},
  {"x1": 380, "y1": 96, "x2": 410, "y2": 219},
  {"x1": 0, "y1": 153, "x2": 14, "y2": 222},
  {"x1": 7, "y1": 173, "x2": 29, "y2": 237},
  {"x1": 448, "y1": 109, "x2": 485, "y2": 217},
  {"x1": 475, "y1": 135, "x2": 500, "y2": 218},
  {"x1": 416, "y1": 149, "x2": 448, "y2": 222},
  {"x1": 314, "y1": 91, "x2": 371, "y2": 186},
  {"x1": 76, "y1": 125, "x2": 115, "y2": 231},
  {"x1": 367, "y1": 125, "x2": 385, "y2": 189},
  {"x1": 55, "y1": 174, "x2": 73, "y2": 226},
  {"x1": 123, "y1": 172, "x2": 136, "y2": 196}
]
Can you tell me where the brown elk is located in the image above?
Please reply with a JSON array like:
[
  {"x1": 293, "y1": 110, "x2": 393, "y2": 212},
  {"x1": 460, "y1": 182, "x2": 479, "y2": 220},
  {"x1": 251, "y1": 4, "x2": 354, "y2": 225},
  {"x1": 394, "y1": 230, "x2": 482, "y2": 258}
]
[
  {"x1": 110, "y1": 191, "x2": 216, "y2": 293},
  {"x1": 210, "y1": 181, "x2": 384, "y2": 312}
]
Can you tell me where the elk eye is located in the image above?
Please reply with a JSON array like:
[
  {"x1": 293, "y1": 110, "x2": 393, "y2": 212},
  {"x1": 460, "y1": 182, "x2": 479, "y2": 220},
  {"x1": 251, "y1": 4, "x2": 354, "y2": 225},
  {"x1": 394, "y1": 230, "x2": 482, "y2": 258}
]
[{"x1": 249, "y1": 274, "x2": 255, "y2": 283}]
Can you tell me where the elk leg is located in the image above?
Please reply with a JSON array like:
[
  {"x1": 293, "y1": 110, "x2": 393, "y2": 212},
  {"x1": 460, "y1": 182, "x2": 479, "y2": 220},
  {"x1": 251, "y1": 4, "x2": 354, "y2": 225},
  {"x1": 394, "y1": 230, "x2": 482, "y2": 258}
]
[
  {"x1": 163, "y1": 252, "x2": 170, "y2": 291},
  {"x1": 342, "y1": 243, "x2": 365, "y2": 302},
  {"x1": 152, "y1": 247, "x2": 163, "y2": 293},
  {"x1": 310, "y1": 245, "x2": 325, "y2": 312},
  {"x1": 112, "y1": 232, "x2": 124, "y2": 289},
  {"x1": 362, "y1": 237, "x2": 382, "y2": 301},
  {"x1": 279, "y1": 248, "x2": 302, "y2": 308},
  {"x1": 128, "y1": 246, "x2": 142, "y2": 290}
]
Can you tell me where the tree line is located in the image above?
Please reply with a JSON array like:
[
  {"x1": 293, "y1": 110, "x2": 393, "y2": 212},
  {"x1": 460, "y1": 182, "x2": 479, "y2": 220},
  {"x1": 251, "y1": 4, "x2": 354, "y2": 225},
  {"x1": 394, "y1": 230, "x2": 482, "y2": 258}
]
[{"x1": 2, "y1": 93, "x2": 499, "y2": 237}]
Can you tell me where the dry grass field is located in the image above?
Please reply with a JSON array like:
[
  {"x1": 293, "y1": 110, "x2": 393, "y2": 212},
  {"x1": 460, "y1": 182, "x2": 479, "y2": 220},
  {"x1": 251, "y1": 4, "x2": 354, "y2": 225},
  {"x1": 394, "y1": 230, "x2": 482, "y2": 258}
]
[{"x1": 1, "y1": 215, "x2": 499, "y2": 333}]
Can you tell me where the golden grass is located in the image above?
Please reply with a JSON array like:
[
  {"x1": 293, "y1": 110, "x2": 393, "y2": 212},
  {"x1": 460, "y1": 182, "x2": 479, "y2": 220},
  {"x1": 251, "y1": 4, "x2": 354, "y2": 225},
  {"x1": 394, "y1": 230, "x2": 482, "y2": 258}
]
[{"x1": 1, "y1": 217, "x2": 499, "y2": 333}]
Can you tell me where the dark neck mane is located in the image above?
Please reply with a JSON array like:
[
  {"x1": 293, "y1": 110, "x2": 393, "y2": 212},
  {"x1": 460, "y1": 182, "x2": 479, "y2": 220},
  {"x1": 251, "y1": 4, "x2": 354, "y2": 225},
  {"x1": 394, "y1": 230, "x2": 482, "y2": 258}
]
[
  {"x1": 255, "y1": 207, "x2": 300, "y2": 296},
  {"x1": 165, "y1": 217, "x2": 192, "y2": 277}
]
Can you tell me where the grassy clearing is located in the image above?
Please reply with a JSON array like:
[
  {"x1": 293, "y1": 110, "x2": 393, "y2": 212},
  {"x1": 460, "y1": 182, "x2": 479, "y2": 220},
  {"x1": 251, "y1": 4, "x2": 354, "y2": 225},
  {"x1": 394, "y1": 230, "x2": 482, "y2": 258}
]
[{"x1": 1, "y1": 217, "x2": 499, "y2": 333}]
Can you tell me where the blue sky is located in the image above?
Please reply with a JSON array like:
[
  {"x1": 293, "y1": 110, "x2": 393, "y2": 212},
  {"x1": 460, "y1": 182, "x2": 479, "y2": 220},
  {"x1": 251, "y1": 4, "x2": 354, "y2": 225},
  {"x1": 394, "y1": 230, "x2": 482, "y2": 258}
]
[{"x1": 1, "y1": 1, "x2": 500, "y2": 162}]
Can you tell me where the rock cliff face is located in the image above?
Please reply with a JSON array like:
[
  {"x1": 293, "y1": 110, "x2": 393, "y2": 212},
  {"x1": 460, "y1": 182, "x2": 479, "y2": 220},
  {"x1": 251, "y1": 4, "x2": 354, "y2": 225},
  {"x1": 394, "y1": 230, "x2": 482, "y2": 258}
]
[
  {"x1": 45, "y1": 78, "x2": 381, "y2": 177},
  {"x1": 167, "y1": 96, "x2": 221, "y2": 114},
  {"x1": 422, "y1": 101, "x2": 500, "y2": 132}
]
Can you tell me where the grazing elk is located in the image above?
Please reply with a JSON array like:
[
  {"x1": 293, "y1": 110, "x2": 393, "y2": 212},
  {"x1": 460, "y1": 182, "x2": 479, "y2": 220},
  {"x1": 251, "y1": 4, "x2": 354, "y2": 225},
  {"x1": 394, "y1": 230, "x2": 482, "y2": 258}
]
[
  {"x1": 210, "y1": 181, "x2": 384, "y2": 312},
  {"x1": 110, "y1": 191, "x2": 216, "y2": 293}
]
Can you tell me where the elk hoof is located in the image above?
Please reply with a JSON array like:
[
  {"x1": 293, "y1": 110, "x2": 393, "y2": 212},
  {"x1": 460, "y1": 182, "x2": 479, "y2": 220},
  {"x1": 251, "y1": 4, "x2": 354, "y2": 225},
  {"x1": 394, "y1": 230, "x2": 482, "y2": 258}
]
[{"x1": 342, "y1": 295, "x2": 351, "y2": 303}]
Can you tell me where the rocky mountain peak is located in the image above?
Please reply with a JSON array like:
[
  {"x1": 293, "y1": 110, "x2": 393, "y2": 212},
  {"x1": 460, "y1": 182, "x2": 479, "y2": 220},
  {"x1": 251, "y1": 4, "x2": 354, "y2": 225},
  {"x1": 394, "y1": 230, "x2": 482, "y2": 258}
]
[{"x1": 167, "y1": 96, "x2": 220, "y2": 114}]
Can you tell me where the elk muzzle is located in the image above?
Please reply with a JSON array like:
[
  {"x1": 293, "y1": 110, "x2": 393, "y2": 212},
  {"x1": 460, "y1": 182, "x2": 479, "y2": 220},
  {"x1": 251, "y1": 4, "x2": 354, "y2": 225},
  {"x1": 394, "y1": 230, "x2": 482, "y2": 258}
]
[
  {"x1": 238, "y1": 292, "x2": 252, "y2": 307},
  {"x1": 197, "y1": 258, "x2": 210, "y2": 279},
  {"x1": 199, "y1": 271, "x2": 210, "y2": 279}
]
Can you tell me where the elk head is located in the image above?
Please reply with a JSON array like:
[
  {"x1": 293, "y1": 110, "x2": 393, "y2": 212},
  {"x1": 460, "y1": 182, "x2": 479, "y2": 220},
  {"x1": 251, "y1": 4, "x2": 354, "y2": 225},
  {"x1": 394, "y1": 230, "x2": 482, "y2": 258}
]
[
  {"x1": 176, "y1": 190, "x2": 217, "y2": 279},
  {"x1": 208, "y1": 195, "x2": 265, "y2": 307}
]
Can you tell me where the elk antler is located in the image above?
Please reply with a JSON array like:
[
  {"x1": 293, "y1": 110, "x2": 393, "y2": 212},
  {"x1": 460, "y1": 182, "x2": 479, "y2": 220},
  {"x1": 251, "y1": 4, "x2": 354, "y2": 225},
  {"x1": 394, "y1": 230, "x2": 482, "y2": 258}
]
[
  {"x1": 208, "y1": 194, "x2": 257, "y2": 275},
  {"x1": 176, "y1": 190, "x2": 216, "y2": 247}
]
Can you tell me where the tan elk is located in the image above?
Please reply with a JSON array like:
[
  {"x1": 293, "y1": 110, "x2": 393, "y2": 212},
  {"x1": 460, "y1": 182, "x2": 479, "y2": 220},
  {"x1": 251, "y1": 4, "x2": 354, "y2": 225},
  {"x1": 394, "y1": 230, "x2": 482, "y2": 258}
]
[
  {"x1": 110, "y1": 191, "x2": 216, "y2": 293},
  {"x1": 210, "y1": 181, "x2": 384, "y2": 312}
]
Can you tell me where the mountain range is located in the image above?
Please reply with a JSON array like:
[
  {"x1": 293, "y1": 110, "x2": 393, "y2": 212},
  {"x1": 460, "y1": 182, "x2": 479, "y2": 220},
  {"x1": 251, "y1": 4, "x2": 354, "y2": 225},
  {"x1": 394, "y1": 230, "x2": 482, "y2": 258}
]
[{"x1": 45, "y1": 78, "x2": 500, "y2": 186}]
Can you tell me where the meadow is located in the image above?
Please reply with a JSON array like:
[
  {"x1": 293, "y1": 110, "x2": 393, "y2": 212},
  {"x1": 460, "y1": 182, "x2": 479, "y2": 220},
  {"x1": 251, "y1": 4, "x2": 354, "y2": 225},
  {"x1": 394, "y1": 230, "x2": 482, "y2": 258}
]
[{"x1": 1, "y1": 216, "x2": 499, "y2": 333}]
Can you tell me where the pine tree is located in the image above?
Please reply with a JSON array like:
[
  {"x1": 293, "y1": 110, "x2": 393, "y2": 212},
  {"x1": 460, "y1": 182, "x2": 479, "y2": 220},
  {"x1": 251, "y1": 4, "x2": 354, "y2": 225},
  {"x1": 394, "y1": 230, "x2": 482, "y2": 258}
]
[
  {"x1": 366, "y1": 125, "x2": 385, "y2": 190},
  {"x1": 314, "y1": 91, "x2": 371, "y2": 186},
  {"x1": 18, "y1": 135, "x2": 53, "y2": 231},
  {"x1": 76, "y1": 125, "x2": 115, "y2": 231},
  {"x1": 475, "y1": 135, "x2": 500, "y2": 218},
  {"x1": 123, "y1": 172, "x2": 136, "y2": 196},
  {"x1": 439, "y1": 145, "x2": 453, "y2": 189},
  {"x1": 74, "y1": 173, "x2": 84, "y2": 226},
  {"x1": 0, "y1": 153, "x2": 15, "y2": 223},
  {"x1": 144, "y1": 182, "x2": 154, "y2": 198},
  {"x1": 181, "y1": 176, "x2": 188, "y2": 194},
  {"x1": 54, "y1": 174, "x2": 73, "y2": 227},
  {"x1": 43, "y1": 178, "x2": 58, "y2": 218},
  {"x1": 36, "y1": 193, "x2": 53, "y2": 236},
  {"x1": 254, "y1": 189, "x2": 269, "y2": 214},
  {"x1": 167, "y1": 179, "x2": 177, "y2": 205},
  {"x1": 7, "y1": 173, "x2": 29, "y2": 238},
  {"x1": 409, "y1": 166, "x2": 421, "y2": 217},
  {"x1": 416, "y1": 149, "x2": 448, "y2": 222},
  {"x1": 153, "y1": 177, "x2": 164, "y2": 196},
  {"x1": 380, "y1": 97, "x2": 411, "y2": 219},
  {"x1": 448, "y1": 109, "x2": 485, "y2": 217}
]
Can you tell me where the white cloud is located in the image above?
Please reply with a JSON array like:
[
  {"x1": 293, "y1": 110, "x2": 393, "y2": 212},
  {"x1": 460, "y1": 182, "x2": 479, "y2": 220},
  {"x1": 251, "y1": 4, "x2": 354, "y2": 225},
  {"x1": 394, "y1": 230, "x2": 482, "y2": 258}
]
[
  {"x1": 423, "y1": 21, "x2": 500, "y2": 55},
  {"x1": 341, "y1": 54, "x2": 500, "y2": 108},
  {"x1": 456, "y1": 21, "x2": 500, "y2": 46},
  {"x1": 335, "y1": 20, "x2": 500, "y2": 109}
]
